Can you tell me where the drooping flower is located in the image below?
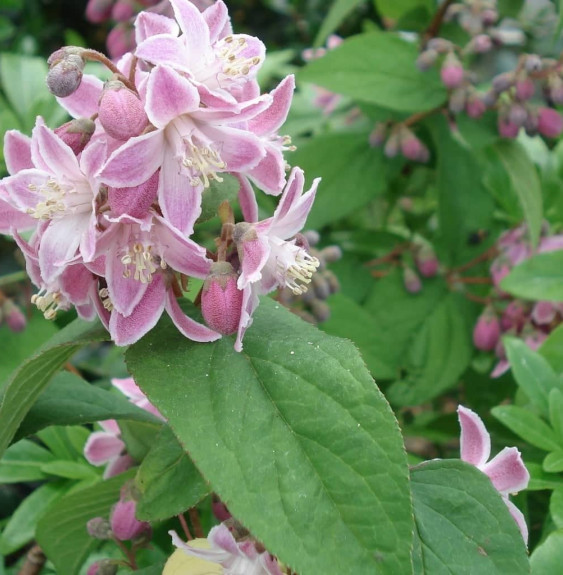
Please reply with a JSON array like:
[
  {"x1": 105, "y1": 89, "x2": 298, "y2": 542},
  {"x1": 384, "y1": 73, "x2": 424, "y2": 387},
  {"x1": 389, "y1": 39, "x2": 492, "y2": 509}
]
[{"x1": 457, "y1": 405, "x2": 530, "y2": 543}]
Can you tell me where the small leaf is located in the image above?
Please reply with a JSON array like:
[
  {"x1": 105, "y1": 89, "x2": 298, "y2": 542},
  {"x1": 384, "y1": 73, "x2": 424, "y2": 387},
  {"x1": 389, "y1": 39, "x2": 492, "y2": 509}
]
[
  {"x1": 549, "y1": 488, "x2": 563, "y2": 528},
  {"x1": 136, "y1": 425, "x2": 209, "y2": 521},
  {"x1": 494, "y1": 140, "x2": 543, "y2": 247},
  {"x1": 544, "y1": 451, "x2": 563, "y2": 473},
  {"x1": 411, "y1": 460, "x2": 529, "y2": 574},
  {"x1": 492, "y1": 405, "x2": 561, "y2": 452},
  {"x1": 530, "y1": 529, "x2": 563, "y2": 574},
  {"x1": 540, "y1": 325, "x2": 563, "y2": 374},
  {"x1": 299, "y1": 32, "x2": 446, "y2": 112},
  {"x1": 40, "y1": 461, "x2": 100, "y2": 481},
  {"x1": 36, "y1": 470, "x2": 135, "y2": 575},
  {"x1": 0, "y1": 318, "x2": 108, "y2": 459},
  {"x1": 0, "y1": 439, "x2": 55, "y2": 483},
  {"x1": 527, "y1": 462, "x2": 563, "y2": 490},
  {"x1": 501, "y1": 251, "x2": 563, "y2": 302},
  {"x1": 549, "y1": 389, "x2": 563, "y2": 442}
]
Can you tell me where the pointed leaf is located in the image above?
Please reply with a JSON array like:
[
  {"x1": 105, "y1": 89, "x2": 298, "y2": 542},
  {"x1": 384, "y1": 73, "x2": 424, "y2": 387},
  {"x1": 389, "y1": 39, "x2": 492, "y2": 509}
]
[
  {"x1": 0, "y1": 439, "x2": 55, "y2": 483},
  {"x1": 544, "y1": 451, "x2": 563, "y2": 473},
  {"x1": 530, "y1": 529, "x2": 563, "y2": 574},
  {"x1": 550, "y1": 389, "x2": 563, "y2": 443}
]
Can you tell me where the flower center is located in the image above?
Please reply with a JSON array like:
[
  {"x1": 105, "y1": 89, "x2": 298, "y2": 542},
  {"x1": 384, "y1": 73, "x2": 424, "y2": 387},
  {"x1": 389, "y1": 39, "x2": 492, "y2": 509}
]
[
  {"x1": 98, "y1": 288, "x2": 113, "y2": 312},
  {"x1": 121, "y1": 242, "x2": 166, "y2": 284},
  {"x1": 281, "y1": 248, "x2": 320, "y2": 295},
  {"x1": 31, "y1": 288, "x2": 65, "y2": 319},
  {"x1": 216, "y1": 36, "x2": 261, "y2": 79},
  {"x1": 182, "y1": 141, "x2": 226, "y2": 188},
  {"x1": 26, "y1": 178, "x2": 69, "y2": 220}
]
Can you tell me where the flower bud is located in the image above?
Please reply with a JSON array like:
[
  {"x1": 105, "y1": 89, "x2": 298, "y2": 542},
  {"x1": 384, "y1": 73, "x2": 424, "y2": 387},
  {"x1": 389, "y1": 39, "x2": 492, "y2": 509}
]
[
  {"x1": 537, "y1": 107, "x2": 563, "y2": 138},
  {"x1": 2, "y1": 299, "x2": 26, "y2": 332},
  {"x1": 515, "y1": 77, "x2": 535, "y2": 101},
  {"x1": 469, "y1": 34, "x2": 492, "y2": 54},
  {"x1": 498, "y1": 116, "x2": 520, "y2": 139},
  {"x1": 501, "y1": 301, "x2": 527, "y2": 331},
  {"x1": 110, "y1": 498, "x2": 149, "y2": 541},
  {"x1": 481, "y1": 9, "x2": 498, "y2": 26},
  {"x1": 325, "y1": 271, "x2": 340, "y2": 294},
  {"x1": 473, "y1": 306, "x2": 501, "y2": 351},
  {"x1": 212, "y1": 496, "x2": 231, "y2": 522},
  {"x1": 532, "y1": 301, "x2": 556, "y2": 325},
  {"x1": 508, "y1": 103, "x2": 528, "y2": 127},
  {"x1": 524, "y1": 111, "x2": 539, "y2": 136},
  {"x1": 98, "y1": 80, "x2": 148, "y2": 141},
  {"x1": 86, "y1": 517, "x2": 113, "y2": 540},
  {"x1": 415, "y1": 244, "x2": 439, "y2": 278},
  {"x1": 112, "y1": 0, "x2": 136, "y2": 22},
  {"x1": 448, "y1": 87, "x2": 467, "y2": 114},
  {"x1": 416, "y1": 49, "x2": 438, "y2": 71},
  {"x1": 369, "y1": 123, "x2": 387, "y2": 147},
  {"x1": 54, "y1": 118, "x2": 96, "y2": 155},
  {"x1": 384, "y1": 131, "x2": 400, "y2": 158},
  {"x1": 492, "y1": 71, "x2": 514, "y2": 94},
  {"x1": 319, "y1": 245, "x2": 342, "y2": 263},
  {"x1": 440, "y1": 54, "x2": 464, "y2": 89},
  {"x1": 303, "y1": 230, "x2": 320, "y2": 246},
  {"x1": 482, "y1": 89, "x2": 498, "y2": 107},
  {"x1": 549, "y1": 76, "x2": 563, "y2": 105},
  {"x1": 107, "y1": 23, "x2": 134, "y2": 60},
  {"x1": 427, "y1": 38, "x2": 453, "y2": 54},
  {"x1": 524, "y1": 54, "x2": 543, "y2": 73},
  {"x1": 310, "y1": 299, "x2": 331, "y2": 323},
  {"x1": 86, "y1": 0, "x2": 113, "y2": 23},
  {"x1": 88, "y1": 560, "x2": 118, "y2": 575},
  {"x1": 201, "y1": 262, "x2": 243, "y2": 335},
  {"x1": 311, "y1": 273, "x2": 331, "y2": 300},
  {"x1": 403, "y1": 267, "x2": 422, "y2": 294},
  {"x1": 400, "y1": 132, "x2": 424, "y2": 161},
  {"x1": 46, "y1": 50, "x2": 85, "y2": 98},
  {"x1": 465, "y1": 93, "x2": 486, "y2": 118}
]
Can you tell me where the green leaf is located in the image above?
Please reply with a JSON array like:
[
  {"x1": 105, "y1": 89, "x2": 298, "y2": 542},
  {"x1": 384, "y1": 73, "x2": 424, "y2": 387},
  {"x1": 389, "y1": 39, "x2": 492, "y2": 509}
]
[
  {"x1": 198, "y1": 174, "x2": 239, "y2": 223},
  {"x1": 374, "y1": 0, "x2": 432, "y2": 20},
  {"x1": 291, "y1": 132, "x2": 385, "y2": 229},
  {"x1": 492, "y1": 405, "x2": 561, "y2": 452},
  {"x1": 411, "y1": 460, "x2": 529, "y2": 574},
  {"x1": 299, "y1": 32, "x2": 446, "y2": 113},
  {"x1": 0, "y1": 318, "x2": 108, "y2": 459},
  {"x1": 493, "y1": 141, "x2": 543, "y2": 248},
  {"x1": 527, "y1": 462, "x2": 563, "y2": 490},
  {"x1": 504, "y1": 337, "x2": 562, "y2": 417},
  {"x1": 36, "y1": 426, "x2": 85, "y2": 461},
  {"x1": 500, "y1": 251, "x2": 563, "y2": 302},
  {"x1": 126, "y1": 298, "x2": 413, "y2": 575},
  {"x1": 549, "y1": 389, "x2": 563, "y2": 442},
  {"x1": 0, "y1": 481, "x2": 67, "y2": 554},
  {"x1": 40, "y1": 461, "x2": 100, "y2": 481},
  {"x1": 432, "y1": 116, "x2": 495, "y2": 266},
  {"x1": 0, "y1": 439, "x2": 55, "y2": 484},
  {"x1": 136, "y1": 425, "x2": 209, "y2": 521},
  {"x1": 544, "y1": 451, "x2": 563, "y2": 473},
  {"x1": 540, "y1": 325, "x2": 563, "y2": 374},
  {"x1": 15, "y1": 371, "x2": 160, "y2": 441},
  {"x1": 36, "y1": 470, "x2": 135, "y2": 575},
  {"x1": 314, "y1": 0, "x2": 366, "y2": 47},
  {"x1": 135, "y1": 563, "x2": 167, "y2": 575},
  {"x1": 119, "y1": 420, "x2": 162, "y2": 461},
  {"x1": 550, "y1": 488, "x2": 563, "y2": 528},
  {"x1": 530, "y1": 529, "x2": 563, "y2": 574}
]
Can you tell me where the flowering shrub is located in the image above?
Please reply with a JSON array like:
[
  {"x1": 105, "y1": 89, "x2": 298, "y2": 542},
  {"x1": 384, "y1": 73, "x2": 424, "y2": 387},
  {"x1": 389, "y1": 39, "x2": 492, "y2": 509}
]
[{"x1": 1, "y1": 0, "x2": 563, "y2": 574}]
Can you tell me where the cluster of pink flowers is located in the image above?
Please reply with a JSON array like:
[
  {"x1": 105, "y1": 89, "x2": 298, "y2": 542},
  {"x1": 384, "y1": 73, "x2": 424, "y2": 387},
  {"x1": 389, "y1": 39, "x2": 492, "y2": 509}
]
[
  {"x1": 0, "y1": 0, "x2": 320, "y2": 352},
  {"x1": 472, "y1": 224, "x2": 563, "y2": 376}
]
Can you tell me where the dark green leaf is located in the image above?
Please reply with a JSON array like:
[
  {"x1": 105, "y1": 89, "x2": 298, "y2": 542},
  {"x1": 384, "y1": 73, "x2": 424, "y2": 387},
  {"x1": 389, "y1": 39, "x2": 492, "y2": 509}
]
[
  {"x1": 374, "y1": 0, "x2": 432, "y2": 20},
  {"x1": 40, "y1": 461, "x2": 100, "y2": 481},
  {"x1": 540, "y1": 325, "x2": 563, "y2": 374},
  {"x1": 0, "y1": 439, "x2": 55, "y2": 484},
  {"x1": 0, "y1": 319, "x2": 108, "y2": 459},
  {"x1": 314, "y1": 0, "x2": 366, "y2": 47},
  {"x1": 501, "y1": 251, "x2": 563, "y2": 302},
  {"x1": 299, "y1": 32, "x2": 446, "y2": 112},
  {"x1": 549, "y1": 389, "x2": 563, "y2": 442},
  {"x1": 126, "y1": 298, "x2": 413, "y2": 575},
  {"x1": 198, "y1": 174, "x2": 239, "y2": 223},
  {"x1": 530, "y1": 529, "x2": 563, "y2": 574},
  {"x1": 36, "y1": 470, "x2": 135, "y2": 575},
  {"x1": 411, "y1": 460, "x2": 529, "y2": 574},
  {"x1": 136, "y1": 426, "x2": 209, "y2": 521},
  {"x1": 15, "y1": 371, "x2": 160, "y2": 441},
  {"x1": 550, "y1": 488, "x2": 563, "y2": 528}
]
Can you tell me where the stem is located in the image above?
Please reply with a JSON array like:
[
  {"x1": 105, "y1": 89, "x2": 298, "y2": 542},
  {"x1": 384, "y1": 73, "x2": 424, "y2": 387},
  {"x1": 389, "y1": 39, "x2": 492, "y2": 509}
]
[
  {"x1": 0, "y1": 270, "x2": 27, "y2": 288},
  {"x1": 128, "y1": 55, "x2": 139, "y2": 85},
  {"x1": 82, "y1": 49, "x2": 137, "y2": 92},
  {"x1": 452, "y1": 276, "x2": 492, "y2": 285},
  {"x1": 461, "y1": 292, "x2": 492, "y2": 305},
  {"x1": 422, "y1": 0, "x2": 455, "y2": 46},
  {"x1": 17, "y1": 545, "x2": 46, "y2": 575},
  {"x1": 365, "y1": 242, "x2": 411, "y2": 267},
  {"x1": 113, "y1": 538, "x2": 138, "y2": 570},
  {"x1": 403, "y1": 105, "x2": 444, "y2": 128},
  {"x1": 178, "y1": 514, "x2": 193, "y2": 541},
  {"x1": 449, "y1": 245, "x2": 498, "y2": 274},
  {"x1": 189, "y1": 508, "x2": 205, "y2": 539}
]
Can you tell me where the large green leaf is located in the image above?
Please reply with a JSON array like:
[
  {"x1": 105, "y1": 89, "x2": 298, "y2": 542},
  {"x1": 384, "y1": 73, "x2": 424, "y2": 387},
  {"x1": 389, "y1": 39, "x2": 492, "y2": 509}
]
[
  {"x1": 291, "y1": 132, "x2": 385, "y2": 229},
  {"x1": 530, "y1": 529, "x2": 563, "y2": 574},
  {"x1": 411, "y1": 460, "x2": 529, "y2": 574},
  {"x1": 299, "y1": 32, "x2": 446, "y2": 112},
  {"x1": 540, "y1": 325, "x2": 563, "y2": 374},
  {"x1": 500, "y1": 251, "x2": 563, "y2": 302},
  {"x1": 36, "y1": 470, "x2": 135, "y2": 575},
  {"x1": 14, "y1": 371, "x2": 160, "y2": 441},
  {"x1": 314, "y1": 0, "x2": 366, "y2": 47},
  {"x1": 494, "y1": 141, "x2": 543, "y2": 248},
  {"x1": 126, "y1": 299, "x2": 413, "y2": 575},
  {"x1": 0, "y1": 318, "x2": 108, "y2": 459},
  {"x1": 136, "y1": 425, "x2": 209, "y2": 521},
  {"x1": 374, "y1": 0, "x2": 432, "y2": 19}
]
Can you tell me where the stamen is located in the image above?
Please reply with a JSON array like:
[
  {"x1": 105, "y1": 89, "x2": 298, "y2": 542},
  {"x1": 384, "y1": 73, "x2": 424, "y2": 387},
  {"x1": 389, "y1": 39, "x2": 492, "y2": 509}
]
[
  {"x1": 216, "y1": 36, "x2": 261, "y2": 78},
  {"x1": 121, "y1": 242, "x2": 159, "y2": 284},
  {"x1": 31, "y1": 288, "x2": 64, "y2": 319},
  {"x1": 98, "y1": 288, "x2": 114, "y2": 311},
  {"x1": 182, "y1": 142, "x2": 226, "y2": 188},
  {"x1": 282, "y1": 250, "x2": 320, "y2": 295},
  {"x1": 26, "y1": 178, "x2": 68, "y2": 220}
]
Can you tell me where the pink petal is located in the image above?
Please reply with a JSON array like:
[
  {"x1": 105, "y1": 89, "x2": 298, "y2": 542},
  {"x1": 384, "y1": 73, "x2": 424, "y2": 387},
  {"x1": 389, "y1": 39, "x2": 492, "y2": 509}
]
[
  {"x1": 237, "y1": 235, "x2": 270, "y2": 288},
  {"x1": 104, "y1": 454, "x2": 135, "y2": 479},
  {"x1": 457, "y1": 405, "x2": 491, "y2": 468},
  {"x1": 4, "y1": 130, "x2": 32, "y2": 174},
  {"x1": 248, "y1": 145, "x2": 286, "y2": 196},
  {"x1": 170, "y1": 530, "x2": 231, "y2": 563},
  {"x1": 504, "y1": 498, "x2": 528, "y2": 545},
  {"x1": 272, "y1": 167, "x2": 304, "y2": 222},
  {"x1": 482, "y1": 447, "x2": 530, "y2": 496},
  {"x1": 110, "y1": 273, "x2": 166, "y2": 345},
  {"x1": 136, "y1": 34, "x2": 191, "y2": 74},
  {"x1": 59, "y1": 263, "x2": 95, "y2": 305},
  {"x1": 2, "y1": 169, "x2": 48, "y2": 212},
  {"x1": 57, "y1": 74, "x2": 104, "y2": 118},
  {"x1": 203, "y1": 0, "x2": 231, "y2": 43},
  {"x1": 80, "y1": 138, "x2": 107, "y2": 179},
  {"x1": 169, "y1": 0, "x2": 210, "y2": 55},
  {"x1": 491, "y1": 359, "x2": 510, "y2": 378},
  {"x1": 203, "y1": 125, "x2": 264, "y2": 172},
  {"x1": 31, "y1": 121, "x2": 82, "y2": 180},
  {"x1": 237, "y1": 175, "x2": 258, "y2": 223},
  {"x1": 99, "y1": 419, "x2": 120, "y2": 434},
  {"x1": 146, "y1": 65, "x2": 200, "y2": 128},
  {"x1": 108, "y1": 170, "x2": 160, "y2": 219},
  {"x1": 111, "y1": 377, "x2": 143, "y2": 400},
  {"x1": 135, "y1": 12, "x2": 179, "y2": 44},
  {"x1": 208, "y1": 524, "x2": 240, "y2": 555},
  {"x1": 100, "y1": 129, "x2": 165, "y2": 188},
  {"x1": 0, "y1": 195, "x2": 35, "y2": 233},
  {"x1": 249, "y1": 75, "x2": 295, "y2": 136},
  {"x1": 84, "y1": 431, "x2": 125, "y2": 465},
  {"x1": 164, "y1": 290, "x2": 221, "y2": 342},
  {"x1": 234, "y1": 285, "x2": 259, "y2": 352}
]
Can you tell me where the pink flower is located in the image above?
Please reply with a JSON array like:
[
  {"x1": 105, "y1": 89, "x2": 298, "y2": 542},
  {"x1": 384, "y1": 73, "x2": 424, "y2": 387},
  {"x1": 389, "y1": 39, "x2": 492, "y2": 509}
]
[
  {"x1": 170, "y1": 524, "x2": 282, "y2": 575},
  {"x1": 458, "y1": 405, "x2": 530, "y2": 543}
]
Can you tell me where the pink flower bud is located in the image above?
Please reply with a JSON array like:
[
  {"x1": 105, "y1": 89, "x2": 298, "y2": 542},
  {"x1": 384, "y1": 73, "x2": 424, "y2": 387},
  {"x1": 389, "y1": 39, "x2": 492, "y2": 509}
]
[
  {"x1": 501, "y1": 301, "x2": 527, "y2": 331},
  {"x1": 470, "y1": 34, "x2": 492, "y2": 54},
  {"x1": 532, "y1": 301, "x2": 556, "y2": 325},
  {"x1": 98, "y1": 80, "x2": 148, "y2": 141},
  {"x1": 473, "y1": 307, "x2": 501, "y2": 351},
  {"x1": 384, "y1": 132, "x2": 400, "y2": 158},
  {"x1": 88, "y1": 560, "x2": 117, "y2": 575},
  {"x1": 2, "y1": 300, "x2": 26, "y2": 332},
  {"x1": 537, "y1": 107, "x2": 563, "y2": 138},
  {"x1": 508, "y1": 103, "x2": 528, "y2": 127},
  {"x1": 403, "y1": 267, "x2": 422, "y2": 294},
  {"x1": 481, "y1": 9, "x2": 498, "y2": 26},
  {"x1": 416, "y1": 49, "x2": 438, "y2": 71},
  {"x1": 54, "y1": 118, "x2": 96, "y2": 155},
  {"x1": 201, "y1": 262, "x2": 243, "y2": 335},
  {"x1": 465, "y1": 94, "x2": 486, "y2": 118},
  {"x1": 86, "y1": 0, "x2": 113, "y2": 23},
  {"x1": 107, "y1": 23, "x2": 134, "y2": 60},
  {"x1": 110, "y1": 498, "x2": 149, "y2": 541},
  {"x1": 400, "y1": 133, "x2": 423, "y2": 161},
  {"x1": 212, "y1": 497, "x2": 231, "y2": 522},
  {"x1": 492, "y1": 72, "x2": 514, "y2": 94},
  {"x1": 415, "y1": 245, "x2": 439, "y2": 277},
  {"x1": 515, "y1": 77, "x2": 535, "y2": 101},
  {"x1": 440, "y1": 54, "x2": 464, "y2": 89},
  {"x1": 46, "y1": 51, "x2": 85, "y2": 98},
  {"x1": 112, "y1": 0, "x2": 136, "y2": 22},
  {"x1": 498, "y1": 116, "x2": 520, "y2": 139},
  {"x1": 369, "y1": 123, "x2": 387, "y2": 147},
  {"x1": 427, "y1": 38, "x2": 453, "y2": 53},
  {"x1": 524, "y1": 55, "x2": 543, "y2": 73}
]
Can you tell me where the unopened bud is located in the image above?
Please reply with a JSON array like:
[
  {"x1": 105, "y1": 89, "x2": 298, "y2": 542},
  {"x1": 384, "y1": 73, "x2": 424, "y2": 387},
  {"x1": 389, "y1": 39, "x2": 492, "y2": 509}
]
[
  {"x1": 524, "y1": 54, "x2": 543, "y2": 73},
  {"x1": 537, "y1": 107, "x2": 563, "y2": 138},
  {"x1": 107, "y1": 23, "x2": 134, "y2": 60},
  {"x1": 88, "y1": 560, "x2": 118, "y2": 575},
  {"x1": 400, "y1": 131, "x2": 424, "y2": 161},
  {"x1": 112, "y1": 0, "x2": 136, "y2": 22},
  {"x1": 532, "y1": 301, "x2": 556, "y2": 325},
  {"x1": 201, "y1": 262, "x2": 243, "y2": 335},
  {"x1": 524, "y1": 111, "x2": 538, "y2": 136},
  {"x1": 416, "y1": 49, "x2": 438, "y2": 71},
  {"x1": 369, "y1": 123, "x2": 387, "y2": 147},
  {"x1": 303, "y1": 230, "x2": 320, "y2": 246},
  {"x1": 110, "y1": 498, "x2": 149, "y2": 541},
  {"x1": 481, "y1": 9, "x2": 498, "y2": 26},
  {"x1": 465, "y1": 93, "x2": 486, "y2": 118},
  {"x1": 415, "y1": 244, "x2": 439, "y2": 278},
  {"x1": 492, "y1": 71, "x2": 514, "y2": 94},
  {"x1": 98, "y1": 80, "x2": 148, "y2": 141},
  {"x1": 548, "y1": 76, "x2": 563, "y2": 105},
  {"x1": 46, "y1": 50, "x2": 85, "y2": 98},
  {"x1": 403, "y1": 267, "x2": 422, "y2": 294},
  {"x1": 469, "y1": 34, "x2": 492, "y2": 54},
  {"x1": 473, "y1": 306, "x2": 501, "y2": 351},
  {"x1": 319, "y1": 245, "x2": 342, "y2": 263},
  {"x1": 86, "y1": 517, "x2": 113, "y2": 540},
  {"x1": 55, "y1": 118, "x2": 95, "y2": 155},
  {"x1": 427, "y1": 38, "x2": 453, "y2": 54},
  {"x1": 482, "y1": 89, "x2": 498, "y2": 107},
  {"x1": 498, "y1": 116, "x2": 520, "y2": 139},
  {"x1": 212, "y1": 496, "x2": 231, "y2": 521},
  {"x1": 311, "y1": 273, "x2": 331, "y2": 300},
  {"x1": 86, "y1": 0, "x2": 113, "y2": 23},
  {"x1": 310, "y1": 299, "x2": 331, "y2": 323},
  {"x1": 440, "y1": 53, "x2": 464, "y2": 89},
  {"x1": 384, "y1": 131, "x2": 400, "y2": 158},
  {"x1": 325, "y1": 271, "x2": 340, "y2": 294},
  {"x1": 508, "y1": 103, "x2": 528, "y2": 127},
  {"x1": 515, "y1": 77, "x2": 535, "y2": 101},
  {"x1": 448, "y1": 87, "x2": 467, "y2": 114}
]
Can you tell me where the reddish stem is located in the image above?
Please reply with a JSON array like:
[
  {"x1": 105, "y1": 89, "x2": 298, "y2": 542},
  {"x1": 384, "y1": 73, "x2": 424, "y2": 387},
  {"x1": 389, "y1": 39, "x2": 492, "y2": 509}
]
[{"x1": 178, "y1": 514, "x2": 193, "y2": 541}]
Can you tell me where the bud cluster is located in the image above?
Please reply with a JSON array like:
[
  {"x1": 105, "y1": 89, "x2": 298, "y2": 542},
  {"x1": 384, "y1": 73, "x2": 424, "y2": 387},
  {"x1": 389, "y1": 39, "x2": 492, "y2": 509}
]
[{"x1": 371, "y1": 123, "x2": 430, "y2": 164}]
